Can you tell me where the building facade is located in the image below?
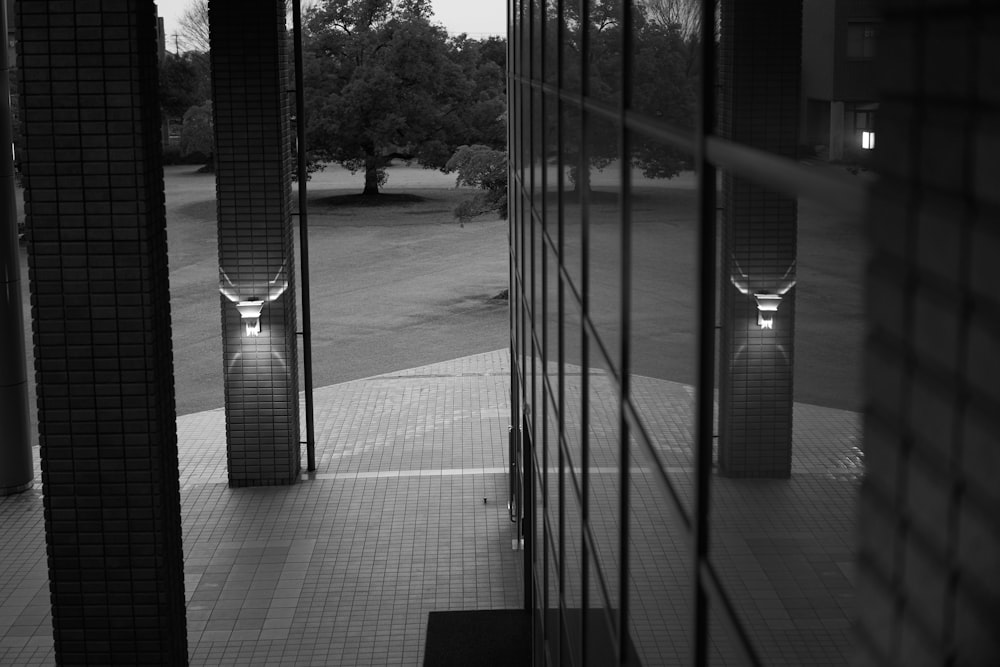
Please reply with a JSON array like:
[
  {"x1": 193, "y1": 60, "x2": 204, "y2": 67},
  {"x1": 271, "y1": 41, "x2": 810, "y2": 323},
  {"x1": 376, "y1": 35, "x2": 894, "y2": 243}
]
[
  {"x1": 801, "y1": 0, "x2": 880, "y2": 161},
  {"x1": 3, "y1": 0, "x2": 999, "y2": 664},
  {"x1": 508, "y1": 0, "x2": 999, "y2": 665}
]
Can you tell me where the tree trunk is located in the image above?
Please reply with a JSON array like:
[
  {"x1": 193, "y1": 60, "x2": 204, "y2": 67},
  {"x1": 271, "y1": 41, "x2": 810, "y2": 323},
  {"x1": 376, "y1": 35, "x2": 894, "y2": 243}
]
[{"x1": 363, "y1": 153, "x2": 379, "y2": 195}]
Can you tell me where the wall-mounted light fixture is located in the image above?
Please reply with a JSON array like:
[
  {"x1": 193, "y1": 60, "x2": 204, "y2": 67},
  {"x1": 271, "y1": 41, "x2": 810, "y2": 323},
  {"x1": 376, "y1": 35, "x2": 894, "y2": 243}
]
[
  {"x1": 861, "y1": 130, "x2": 875, "y2": 150},
  {"x1": 235, "y1": 299, "x2": 265, "y2": 336},
  {"x1": 220, "y1": 262, "x2": 288, "y2": 337},
  {"x1": 731, "y1": 258, "x2": 796, "y2": 330},
  {"x1": 753, "y1": 293, "x2": 782, "y2": 329}
]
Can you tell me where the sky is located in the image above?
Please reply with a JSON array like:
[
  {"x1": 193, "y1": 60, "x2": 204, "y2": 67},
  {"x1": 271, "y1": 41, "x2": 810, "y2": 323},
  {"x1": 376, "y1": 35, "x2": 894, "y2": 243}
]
[{"x1": 156, "y1": 0, "x2": 507, "y2": 45}]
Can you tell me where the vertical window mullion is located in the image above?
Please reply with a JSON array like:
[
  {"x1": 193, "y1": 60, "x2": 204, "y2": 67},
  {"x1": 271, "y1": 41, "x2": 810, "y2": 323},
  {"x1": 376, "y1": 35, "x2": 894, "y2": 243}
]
[
  {"x1": 694, "y1": 0, "x2": 718, "y2": 665},
  {"x1": 617, "y1": 4, "x2": 633, "y2": 664}
]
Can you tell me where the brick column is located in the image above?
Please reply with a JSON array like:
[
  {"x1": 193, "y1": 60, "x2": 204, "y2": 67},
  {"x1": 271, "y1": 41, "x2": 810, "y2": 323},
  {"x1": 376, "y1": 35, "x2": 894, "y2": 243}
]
[
  {"x1": 16, "y1": 1, "x2": 188, "y2": 663},
  {"x1": 210, "y1": 0, "x2": 300, "y2": 487},
  {"x1": 717, "y1": 0, "x2": 802, "y2": 478}
]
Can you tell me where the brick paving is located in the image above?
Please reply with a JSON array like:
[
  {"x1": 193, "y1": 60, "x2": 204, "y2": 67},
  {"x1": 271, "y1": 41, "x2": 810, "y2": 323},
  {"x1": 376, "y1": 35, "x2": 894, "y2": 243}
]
[{"x1": 0, "y1": 350, "x2": 861, "y2": 665}]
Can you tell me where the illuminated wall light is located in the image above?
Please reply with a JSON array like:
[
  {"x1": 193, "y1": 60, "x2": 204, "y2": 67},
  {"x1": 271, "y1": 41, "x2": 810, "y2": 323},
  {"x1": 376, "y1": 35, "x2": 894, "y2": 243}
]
[
  {"x1": 235, "y1": 299, "x2": 265, "y2": 336},
  {"x1": 862, "y1": 131, "x2": 875, "y2": 150},
  {"x1": 219, "y1": 263, "x2": 288, "y2": 337},
  {"x1": 754, "y1": 293, "x2": 782, "y2": 329},
  {"x1": 731, "y1": 258, "x2": 797, "y2": 330}
]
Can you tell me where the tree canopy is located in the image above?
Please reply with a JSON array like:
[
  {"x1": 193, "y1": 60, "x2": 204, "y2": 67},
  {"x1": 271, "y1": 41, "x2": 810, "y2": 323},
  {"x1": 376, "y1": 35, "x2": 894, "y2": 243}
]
[
  {"x1": 301, "y1": 0, "x2": 506, "y2": 195},
  {"x1": 548, "y1": 0, "x2": 700, "y2": 188},
  {"x1": 159, "y1": 51, "x2": 211, "y2": 121},
  {"x1": 177, "y1": 0, "x2": 210, "y2": 54}
]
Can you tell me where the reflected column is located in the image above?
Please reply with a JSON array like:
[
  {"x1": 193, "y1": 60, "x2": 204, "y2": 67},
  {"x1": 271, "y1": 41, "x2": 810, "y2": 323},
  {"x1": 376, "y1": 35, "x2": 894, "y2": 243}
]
[
  {"x1": 210, "y1": 0, "x2": 300, "y2": 487},
  {"x1": 0, "y1": 0, "x2": 31, "y2": 496},
  {"x1": 717, "y1": 0, "x2": 802, "y2": 478}
]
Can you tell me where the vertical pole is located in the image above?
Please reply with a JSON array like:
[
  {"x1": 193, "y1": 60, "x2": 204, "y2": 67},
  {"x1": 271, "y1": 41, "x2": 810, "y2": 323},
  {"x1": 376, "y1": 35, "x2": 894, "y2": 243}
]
[
  {"x1": 522, "y1": 420, "x2": 532, "y2": 611},
  {"x1": 0, "y1": 0, "x2": 33, "y2": 496},
  {"x1": 292, "y1": 0, "x2": 316, "y2": 471},
  {"x1": 618, "y1": 3, "x2": 632, "y2": 662},
  {"x1": 693, "y1": 0, "x2": 718, "y2": 663}
]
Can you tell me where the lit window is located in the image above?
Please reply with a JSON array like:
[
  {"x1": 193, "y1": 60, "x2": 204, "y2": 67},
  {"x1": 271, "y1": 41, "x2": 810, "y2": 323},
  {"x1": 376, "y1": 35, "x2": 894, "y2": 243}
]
[{"x1": 861, "y1": 131, "x2": 875, "y2": 150}]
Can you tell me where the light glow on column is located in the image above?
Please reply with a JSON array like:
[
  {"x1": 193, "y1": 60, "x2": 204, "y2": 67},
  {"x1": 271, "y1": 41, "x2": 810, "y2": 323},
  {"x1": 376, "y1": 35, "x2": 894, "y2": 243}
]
[
  {"x1": 236, "y1": 299, "x2": 265, "y2": 336},
  {"x1": 754, "y1": 293, "x2": 782, "y2": 329},
  {"x1": 219, "y1": 262, "x2": 288, "y2": 337},
  {"x1": 731, "y1": 258, "x2": 797, "y2": 330}
]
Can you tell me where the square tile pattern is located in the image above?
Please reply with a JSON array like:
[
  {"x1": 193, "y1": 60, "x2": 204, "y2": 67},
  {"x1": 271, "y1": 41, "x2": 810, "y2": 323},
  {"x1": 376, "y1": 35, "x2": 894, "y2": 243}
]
[{"x1": 0, "y1": 350, "x2": 860, "y2": 665}]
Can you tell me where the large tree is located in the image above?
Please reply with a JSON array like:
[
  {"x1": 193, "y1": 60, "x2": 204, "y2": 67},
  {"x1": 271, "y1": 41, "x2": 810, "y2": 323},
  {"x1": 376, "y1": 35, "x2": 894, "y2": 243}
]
[
  {"x1": 176, "y1": 0, "x2": 210, "y2": 53},
  {"x1": 302, "y1": 0, "x2": 475, "y2": 195},
  {"x1": 446, "y1": 34, "x2": 507, "y2": 150}
]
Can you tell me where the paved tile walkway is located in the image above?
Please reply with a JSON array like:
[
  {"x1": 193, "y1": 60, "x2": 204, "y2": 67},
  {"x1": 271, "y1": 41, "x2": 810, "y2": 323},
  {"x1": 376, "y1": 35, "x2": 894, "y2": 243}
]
[{"x1": 0, "y1": 349, "x2": 862, "y2": 665}]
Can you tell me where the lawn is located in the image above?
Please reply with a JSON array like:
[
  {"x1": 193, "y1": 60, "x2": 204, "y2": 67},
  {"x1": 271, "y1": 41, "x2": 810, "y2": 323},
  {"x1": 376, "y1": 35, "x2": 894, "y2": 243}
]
[
  {"x1": 531, "y1": 166, "x2": 866, "y2": 412},
  {"x1": 165, "y1": 163, "x2": 510, "y2": 415},
  {"x1": 14, "y1": 161, "x2": 865, "y2": 421}
]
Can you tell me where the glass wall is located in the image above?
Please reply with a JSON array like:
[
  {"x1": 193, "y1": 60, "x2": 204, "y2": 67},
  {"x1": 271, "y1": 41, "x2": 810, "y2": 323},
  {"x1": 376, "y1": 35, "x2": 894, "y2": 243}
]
[{"x1": 509, "y1": 0, "x2": 869, "y2": 665}]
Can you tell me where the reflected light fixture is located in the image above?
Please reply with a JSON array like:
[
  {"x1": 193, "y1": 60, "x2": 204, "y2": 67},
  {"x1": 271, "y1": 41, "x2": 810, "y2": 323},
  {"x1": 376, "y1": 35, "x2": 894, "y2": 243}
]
[
  {"x1": 731, "y1": 258, "x2": 797, "y2": 330},
  {"x1": 753, "y1": 293, "x2": 782, "y2": 329},
  {"x1": 236, "y1": 299, "x2": 265, "y2": 336}
]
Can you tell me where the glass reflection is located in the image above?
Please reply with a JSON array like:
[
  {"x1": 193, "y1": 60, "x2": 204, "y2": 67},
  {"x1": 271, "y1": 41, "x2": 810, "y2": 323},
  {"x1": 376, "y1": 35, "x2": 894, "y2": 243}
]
[
  {"x1": 585, "y1": 360, "x2": 620, "y2": 622},
  {"x1": 628, "y1": 139, "x2": 701, "y2": 516},
  {"x1": 559, "y1": 482, "x2": 585, "y2": 665},
  {"x1": 631, "y1": 0, "x2": 700, "y2": 133},
  {"x1": 708, "y1": 172, "x2": 863, "y2": 664},
  {"x1": 627, "y1": 444, "x2": 693, "y2": 666},
  {"x1": 560, "y1": 0, "x2": 582, "y2": 92},
  {"x1": 561, "y1": 297, "x2": 584, "y2": 484},
  {"x1": 586, "y1": 0, "x2": 623, "y2": 105},
  {"x1": 544, "y1": 244, "x2": 560, "y2": 430},
  {"x1": 561, "y1": 102, "x2": 583, "y2": 294},
  {"x1": 585, "y1": 117, "x2": 622, "y2": 375},
  {"x1": 543, "y1": 0, "x2": 558, "y2": 84}
]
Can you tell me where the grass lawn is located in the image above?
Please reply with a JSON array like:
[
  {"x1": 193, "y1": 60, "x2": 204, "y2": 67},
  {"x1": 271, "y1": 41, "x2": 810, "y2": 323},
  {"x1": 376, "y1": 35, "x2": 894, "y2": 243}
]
[
  {"x1": 534, "y1": 167, "x2": 866, "y2": 412},
  {"x1": 15, "y1": 161, "x2": 865, "y2": 422},
  {"x1": 165, "y1": 163, "x2": 509, "y2": 415}
]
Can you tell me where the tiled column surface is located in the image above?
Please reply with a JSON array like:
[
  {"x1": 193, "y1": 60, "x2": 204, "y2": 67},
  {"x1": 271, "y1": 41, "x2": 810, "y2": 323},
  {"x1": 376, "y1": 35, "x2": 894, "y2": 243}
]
[
  {"x1": 857, "y1": 3, "x2": 1000, "y2": 665},
  {"x1": 717, "y1": 0, "x2": 802, "y2": 478},
  {"x1": 209, "y1": 0, "x2": 300, "y2": 487},
  {"x1": 16, "y1": 0, "x2": 188, "y2": 663}
]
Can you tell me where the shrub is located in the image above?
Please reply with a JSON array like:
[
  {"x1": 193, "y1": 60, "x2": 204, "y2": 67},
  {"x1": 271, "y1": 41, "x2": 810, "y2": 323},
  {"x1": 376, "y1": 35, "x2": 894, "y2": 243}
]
[{"x1": 444, "y1": 145, "x2": 507, "y2": 225}]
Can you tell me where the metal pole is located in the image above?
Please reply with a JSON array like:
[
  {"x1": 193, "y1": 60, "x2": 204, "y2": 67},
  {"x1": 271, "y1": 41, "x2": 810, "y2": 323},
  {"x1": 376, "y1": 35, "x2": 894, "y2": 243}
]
[
  {"x1": 0, "y1": 0, "x2": 33, "y2": 495},
  {"x1": 292, "y1": 0, "x2": 316, "y2": 471},
  {"x1": 693, "y1": 0, "x2": 719, "y2": 663}
]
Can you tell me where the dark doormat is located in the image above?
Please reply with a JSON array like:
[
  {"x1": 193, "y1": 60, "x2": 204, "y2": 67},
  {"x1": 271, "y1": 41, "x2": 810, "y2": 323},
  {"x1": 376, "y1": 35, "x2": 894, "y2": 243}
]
[{"x1": 424, "y1": 609, "x2": 531, "y2": 666}]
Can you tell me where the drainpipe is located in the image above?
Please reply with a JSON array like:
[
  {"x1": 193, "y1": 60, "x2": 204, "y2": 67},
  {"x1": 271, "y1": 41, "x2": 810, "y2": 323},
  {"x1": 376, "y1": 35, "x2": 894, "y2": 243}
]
[
  {"x1": 0, "y1": 0, "x2": 33, "y2": 495},
  {"x1": 292, "y1": 0, "x2": 316, "y2": 470}
]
